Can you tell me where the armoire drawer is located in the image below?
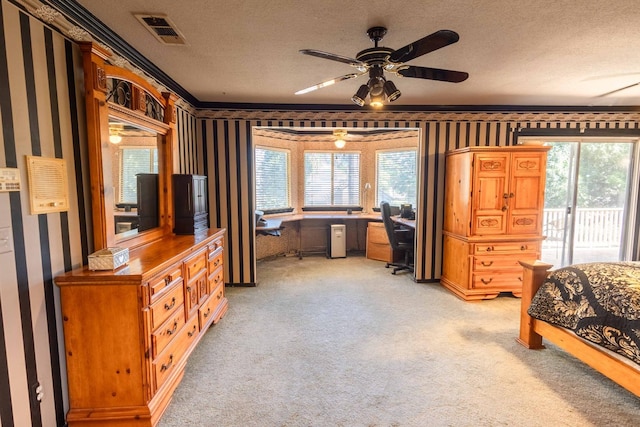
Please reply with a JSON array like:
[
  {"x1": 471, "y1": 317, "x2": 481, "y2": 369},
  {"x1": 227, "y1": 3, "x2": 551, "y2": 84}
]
[
  {"x1": 471, "y1": 271, "x2": 523, "y2": 290},
  {"x1": 472, "y1": 256, "x2": 532, "y2": 271},
  {"x1": 473, "y1": 242, "x2": 539, "y2": 254}
]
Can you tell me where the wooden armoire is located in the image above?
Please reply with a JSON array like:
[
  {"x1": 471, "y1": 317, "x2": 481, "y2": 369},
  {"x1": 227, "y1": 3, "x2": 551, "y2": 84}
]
[
  {"x1": 441, "y1": 145, "x2": 551, "y2": 301},
  {"x1": 173, "y1": 174, "x2": 208, "y2": 234}
]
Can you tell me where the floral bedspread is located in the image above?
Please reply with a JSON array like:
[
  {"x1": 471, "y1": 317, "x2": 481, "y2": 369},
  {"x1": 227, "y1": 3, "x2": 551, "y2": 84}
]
[{"x1": 528, "y1": 262, "x2": 640, "y2": 365}]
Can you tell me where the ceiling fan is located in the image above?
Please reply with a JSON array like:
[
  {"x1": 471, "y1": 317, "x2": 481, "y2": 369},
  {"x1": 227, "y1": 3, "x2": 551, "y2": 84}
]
[
  {"x1": 598, "y1": 82, "x2": 640, "y2": 98},
  {"x1": 295, "y1": 26, "x2": 469, "y2": 107}
]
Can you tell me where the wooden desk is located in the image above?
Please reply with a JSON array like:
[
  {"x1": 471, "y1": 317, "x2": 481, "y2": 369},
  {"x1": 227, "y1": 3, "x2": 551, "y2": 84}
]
[
  {"x1": 255, "y1": 218, "x2": 283, "y2": 236},
  {"x1": 256, "y1": 212, "x2": 381, "y2": 259},
  {"x1": 392, "y1": 216, "x2": 416, "y2": 229}
]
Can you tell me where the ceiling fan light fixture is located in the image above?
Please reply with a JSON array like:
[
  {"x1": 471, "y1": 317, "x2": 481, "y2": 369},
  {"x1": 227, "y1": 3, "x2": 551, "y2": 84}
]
[
  {"x1": 368, "y1": 77, "x2": 385, "y2": 96},
  {"x1": 369, "y1": 93, "x2": 384, "y2": 108},
  {"x1": 109, "y1": 123, "x2": 124, "y2": 144},
  {"x1": 383, "y1": 80, "x2": 401, "y2": 102},
  {"x1": 333, "y1": 129, "x2": 348, "y2": 148},
  {"x1": 351, "y1": 84, "x2": 369, "y2": 106}
]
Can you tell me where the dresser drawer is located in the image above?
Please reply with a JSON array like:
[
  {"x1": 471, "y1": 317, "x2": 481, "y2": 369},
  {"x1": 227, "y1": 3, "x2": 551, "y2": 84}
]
[
  {"x1": 148, "y1": 264, "x2": 183, "y2": 303},
  {"x1": 208, "y1": 237, "x2": 224, "y2": 256},
  {"x1": 149, "y1": 282, "x2": 184, "y2": 331},
  {"x1": 473, "y1": 242, "x2": 539, "y2": 254},
  {"x1": 208, "y1": 249, "x2": 223, "y2": 275},
  {"x1": 152, "y1": 314, "x2": 197, "y2": 391},
  {"x1": 185, "y1": 250, "x2": 207, "y2": 282},
  {"x1": 151, "y1": 307, "x2": 186, "y2": 358},
  {"x1": 208, "y1": 267, "x2": 223, "y2": 295},
  {"x1": 199, "y1": 285, "x2": 224, "y2": 329},
  {"x1": 210, "y1": 280, "x2": 225, "y2": 313},
  {"x1": 471, "y1": 271, "x2": 523, "y2": 290}
]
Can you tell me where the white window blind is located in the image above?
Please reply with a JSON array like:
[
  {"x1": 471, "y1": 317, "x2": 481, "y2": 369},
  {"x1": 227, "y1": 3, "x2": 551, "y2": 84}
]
[
  {"x1": 376, "y1": 149, "x2": 417, "y2": 207},
  {"x1": 304, "y1": 152, "x2": 360, "y2": 206},
  {"x1": 255, "y1": 146, "x2": 290, "y2": 210},
  {"x1": 119, "y1": 147, "x2": 158, "y2": 203}
]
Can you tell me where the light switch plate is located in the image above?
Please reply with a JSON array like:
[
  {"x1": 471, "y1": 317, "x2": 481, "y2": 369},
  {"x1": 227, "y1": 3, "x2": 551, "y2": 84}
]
[{"x1": 0, "y1": 227, "x2": 12, "y2": 254}]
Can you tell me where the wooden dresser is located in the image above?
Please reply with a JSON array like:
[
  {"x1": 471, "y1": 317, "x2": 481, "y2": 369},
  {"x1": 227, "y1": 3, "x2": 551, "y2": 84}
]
[
  {"x1": 441, "y1": 146, "x2": 550, "y2": 300},
  {"x1": 54, "y1": 229, "x2": 227, "y2": 426}
]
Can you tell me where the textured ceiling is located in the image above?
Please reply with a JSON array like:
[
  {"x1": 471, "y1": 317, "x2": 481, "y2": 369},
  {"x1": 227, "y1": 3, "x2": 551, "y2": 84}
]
[{"x1": 71, "y1": 0, "x2": 640, "y2": 108}]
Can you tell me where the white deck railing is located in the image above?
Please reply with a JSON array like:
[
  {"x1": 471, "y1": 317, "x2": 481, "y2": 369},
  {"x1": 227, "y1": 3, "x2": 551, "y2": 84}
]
[{"x1": 543, "y1": 208, "x2": 623, "y2": 248}]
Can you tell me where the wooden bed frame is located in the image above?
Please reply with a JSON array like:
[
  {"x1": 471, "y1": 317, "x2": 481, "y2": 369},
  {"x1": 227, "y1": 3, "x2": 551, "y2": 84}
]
[{"x1": 517, "y1": 260, "x2": 640, "y2": 398}]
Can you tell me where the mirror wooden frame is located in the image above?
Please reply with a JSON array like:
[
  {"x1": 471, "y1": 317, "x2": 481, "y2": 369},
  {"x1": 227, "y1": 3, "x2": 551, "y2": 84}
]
[{"x1": 80, "y1": 42, "x2": 178, "y2": 251}]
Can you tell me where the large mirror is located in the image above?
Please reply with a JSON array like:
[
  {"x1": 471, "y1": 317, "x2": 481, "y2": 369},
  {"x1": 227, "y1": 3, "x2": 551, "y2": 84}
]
[
  {"x1": 80, "y1": 42, "x2": 177, "y2": 251},
  {"x1": 108, "y1": 119, "x2": 160, "y2": 239}
]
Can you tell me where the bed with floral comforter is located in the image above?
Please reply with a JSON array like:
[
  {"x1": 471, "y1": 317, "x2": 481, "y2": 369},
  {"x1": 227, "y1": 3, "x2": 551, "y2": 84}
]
[{"x1": 527, "y1": 262, "x2": 640, "y2": 364}]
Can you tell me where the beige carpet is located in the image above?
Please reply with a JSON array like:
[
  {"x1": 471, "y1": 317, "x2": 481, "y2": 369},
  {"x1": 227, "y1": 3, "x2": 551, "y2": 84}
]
[{"x1": 158, "y1": 255, "x2": 640, "y2": 427}]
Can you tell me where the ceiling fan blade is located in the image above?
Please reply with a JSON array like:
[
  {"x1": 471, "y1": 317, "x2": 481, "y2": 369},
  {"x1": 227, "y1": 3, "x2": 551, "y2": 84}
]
[
  {"x1": 295, "y1": 72, "x2": 365, "y2": 95},
  {"x1": 389, "y1": 30, "x2": 460, "y2": 63},
  {"x1": 299, "y1": 49, "x2": 366, "y2": 68},
  {"x1": 597, "y1": 82, "x2": 640, "y2": 97},
  {"x1": 397, "y1": 66, "x2": 469, "y2": 83}
]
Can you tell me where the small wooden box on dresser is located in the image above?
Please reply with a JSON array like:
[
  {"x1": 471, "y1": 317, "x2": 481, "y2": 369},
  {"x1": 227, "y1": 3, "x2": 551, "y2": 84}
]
[
  {"x1": 54, "y1": 229, "x2": 227, "y2": 426},
  {"x1": 441, "y1": 145, "x2": 550, "y2": 301}
]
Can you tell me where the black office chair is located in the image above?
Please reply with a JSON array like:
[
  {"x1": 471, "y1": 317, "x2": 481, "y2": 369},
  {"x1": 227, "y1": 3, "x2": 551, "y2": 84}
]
[{"x1": 380, "y1": 201, "x2": 414, "y2": 274}]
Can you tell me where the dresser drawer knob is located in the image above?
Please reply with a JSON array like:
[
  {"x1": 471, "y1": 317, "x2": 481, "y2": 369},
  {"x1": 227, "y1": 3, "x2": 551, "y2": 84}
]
[
  {"x1": 164, "y1": 297, "x2": 176, "y2": 310},
  {"x1": 481, "y1": 278, "x2": 493, "y2": 284},
  {"x1": 203, "y1": 307, "x2": 211, "y2": 318},
  {"x1": 214, "y1": 259, "x2": 220, "y2": 267},
  {"x1": 167, "y1": 321, "x2": 178, "y2": 336},
  {"x1": 164, "y1": 277, "x2": 170, "y2": 286},
  {"x1": 485, "y1": 246, "x2": 494, "y2": 252},
  {"x1": 217, "y1": 291, "x2": 222, "y2": 300},
  {"x1": 520, "y1": 245, "x2": 527, "y2": 251},
  {"x1": 160, "y1": 355, "x2": 173, "y2": 372},
  {"x1": 187, "y1": 324, "x2": 197, "y2": 337},
  {"x1": 481, "y1": 261, "x2": 493, "y2": 267}
]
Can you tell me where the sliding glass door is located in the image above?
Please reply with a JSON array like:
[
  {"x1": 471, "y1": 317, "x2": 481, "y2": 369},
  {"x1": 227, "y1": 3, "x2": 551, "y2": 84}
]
[{"x1": 541, "y1": 139, "x2": 638, "y2": 267}]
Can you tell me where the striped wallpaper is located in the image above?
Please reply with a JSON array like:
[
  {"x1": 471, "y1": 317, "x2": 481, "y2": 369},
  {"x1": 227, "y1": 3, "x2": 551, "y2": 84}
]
[
  {"x1": 1, "y1": 0, "x2": 640, "y2": 426},
  {"x1": 0, "y1": 2, "x2": 87, "y2": 426},
  {"x1": 199, "y1": 112, "x2": 640, "y2": 287},
  {"x1": 0, "y1": 2, "x2": 202, "y2": 425}
]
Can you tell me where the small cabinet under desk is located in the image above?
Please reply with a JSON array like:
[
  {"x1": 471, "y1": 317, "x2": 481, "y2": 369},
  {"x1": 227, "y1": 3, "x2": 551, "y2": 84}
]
[{"x1": 54, "y1": 229, "x2": 227, "y2": 427}]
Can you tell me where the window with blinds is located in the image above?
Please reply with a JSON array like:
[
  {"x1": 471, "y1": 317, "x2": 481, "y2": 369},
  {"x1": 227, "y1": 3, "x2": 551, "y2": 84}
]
[
  {"x1": 304, "y1": 151, "x2": 360, "y2": 206},
  {"x1": 119, "y1": 147, "x2": 158, "y2": 203},
  {"x1": 376, "y1": 149, "x2": 417, "y2": 207},
  {"x1": 255, "y1": 146, "x2": 290, "y2": 211}
]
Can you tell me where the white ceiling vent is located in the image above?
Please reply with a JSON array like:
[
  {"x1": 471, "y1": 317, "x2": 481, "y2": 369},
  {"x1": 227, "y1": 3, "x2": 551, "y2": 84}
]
[{"x1": 134, "y1": 14, "x2": 186, "y2": 45}]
